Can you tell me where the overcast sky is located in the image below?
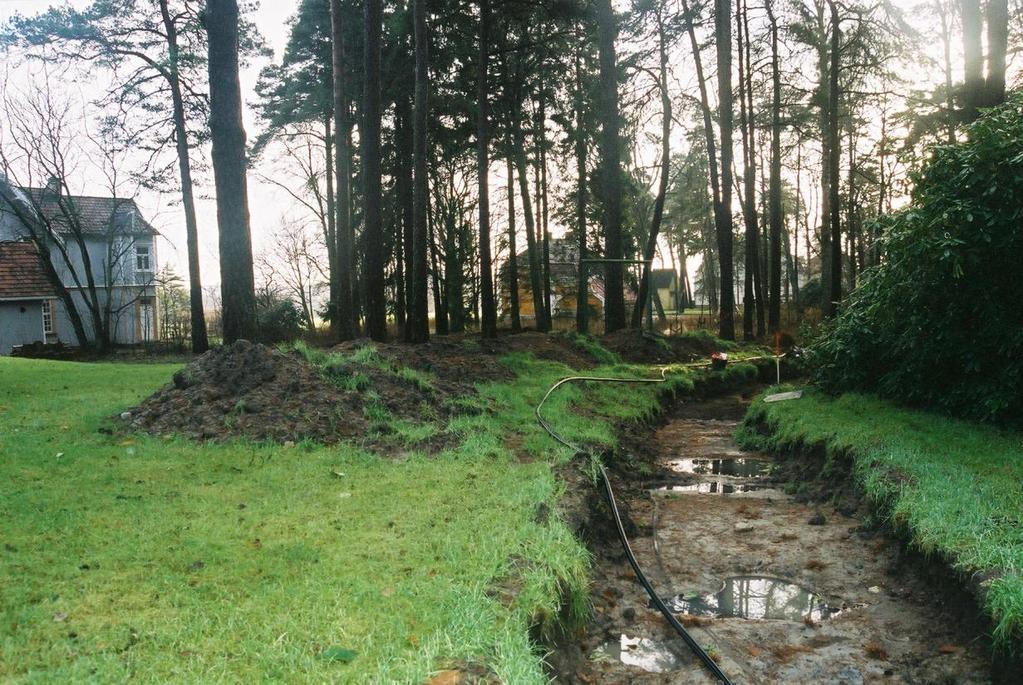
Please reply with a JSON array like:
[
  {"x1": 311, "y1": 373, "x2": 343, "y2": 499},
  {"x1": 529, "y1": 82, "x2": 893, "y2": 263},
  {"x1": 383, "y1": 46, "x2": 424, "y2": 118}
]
[{"x1": 0, "y1": 0, "x2": 302, "y2": 291}]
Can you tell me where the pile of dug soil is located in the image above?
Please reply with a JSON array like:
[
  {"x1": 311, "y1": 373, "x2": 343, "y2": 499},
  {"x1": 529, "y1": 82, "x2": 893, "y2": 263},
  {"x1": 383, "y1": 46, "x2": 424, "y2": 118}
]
[
  {"x1": 125, "y1": 332, "x2": 601, "y2": 447},
  {"x1": 600, "y1": 329, "x2": 720, "y2": 364},
  {"x1": 126, "y1": 340, "x2": 370, "y2": 444},
  {"x1": 338, "y1": 331, "x2": 598, "y2": 392}
]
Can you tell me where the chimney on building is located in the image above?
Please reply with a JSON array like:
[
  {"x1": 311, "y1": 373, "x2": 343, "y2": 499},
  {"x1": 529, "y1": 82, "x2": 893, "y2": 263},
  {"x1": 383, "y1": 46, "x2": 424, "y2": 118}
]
[{"x1": 44, "y1": 176, "x2": 61, "y2": 199}]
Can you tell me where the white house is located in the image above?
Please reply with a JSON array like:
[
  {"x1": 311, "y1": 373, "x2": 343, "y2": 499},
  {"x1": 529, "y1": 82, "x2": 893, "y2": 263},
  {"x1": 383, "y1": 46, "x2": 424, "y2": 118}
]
[{"x1": 0, "y1": 177, "x2": 159, "y2": 354}]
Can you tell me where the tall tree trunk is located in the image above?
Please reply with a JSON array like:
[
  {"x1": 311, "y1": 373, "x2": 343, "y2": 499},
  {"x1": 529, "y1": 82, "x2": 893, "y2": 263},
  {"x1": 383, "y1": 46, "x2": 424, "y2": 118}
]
[
  {"x1": 938, "y1": 0, "x2": 957, "y2": 144},
  {"x1": 986, "y1": 0, "x2": 1008, "y2": 106},
  {"x1": 783, "y1": 224, "x2": 797, "y2": 308},
  {"x1": 393, "y1": 201, "x2": 406, "y2": 334},
  {"x1": 701, "y1": 217, "x2": 719, "y2": 315},
  {"x1": 815, "y1": 1, "x2": 832, "y2": 313},
  {"x1": 596, "y1": 0, "x2": 626, "y2": 333},
  {"x1": 396, "y1": 96, "x2": 415, "y2": 340},
  {"x1": 792, "y1": 142, "x2": 802, "y2": 302},
  {"x1": 574, "y1": 38, "x2": 589, "y2": 335},
  {"x1": 632, "y1": 4, "x2": 671, "y2": 329},
  {"x1": 538, "y1": 89, "x2": 552, "y2": 326},
  {"x1": 767, "y1": 0, "x2": 782, "y2": 332},
  {"x1": 206, "y1": 0, "x2": 257, "y2": 343},
  {"x1": 681, "y1": 0, "x2": 723, "y2": 216},
  {"x1": 715, "y1": 0, "x2": 736, "y2": 340},
  {"x1": 846, "y1": 121, "x2": 857, "y2": 291},
  {"x1": 331, "y1": 0, "x2": 356, "y2": 340},
  {"x1": 429, "y1": 204, "x2": 448, "y2": 334},
  {"x1": 745, "y1": 0, "x2": 765, "y2": 337},
  {"x1": 682, "y1": 0, "x2": 730, "y2": 327},
  {"x1": 160, "y1": 0, "x2": 207, "y2": 353},
  {"x1": 444, "y1": 207, "x2": 464, "y2": 333},
  {"x1": 961, "y1": 0, "x2": 983, "y2": 121},
  {"x1": 512, "y1": 117, "x2": 550, "y2": 331},
  {"x1": 476, "y1": 0, "x2": 496, "y2": 338},
  {"x1": 737, "y1": 0, "x2": 756, "y2": 341},
  {"x1": 323, "y1": 116, "x2": 338, "y2": 331},
  {"x1": 362, "y1": 0, "x2": 386, "y2": 341},
  {"x1": 824, "y1": 0, "x2": 842, "y2": 316},
  {"x1": 532, "y1": 104, "x2": 550, "y2": 326},
  {"x1": 506, "y1": 155, "x2": 522, "y2": 332},
  {"x1": 408, "y1": 0, "x2": 431, "y2": 343}
]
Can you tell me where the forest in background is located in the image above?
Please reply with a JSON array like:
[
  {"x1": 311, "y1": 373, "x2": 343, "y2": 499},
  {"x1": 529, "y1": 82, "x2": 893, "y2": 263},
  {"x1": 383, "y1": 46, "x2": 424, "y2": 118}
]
[{"x1": 0, "y1": 0, "x2": 1017, "y2": 350}]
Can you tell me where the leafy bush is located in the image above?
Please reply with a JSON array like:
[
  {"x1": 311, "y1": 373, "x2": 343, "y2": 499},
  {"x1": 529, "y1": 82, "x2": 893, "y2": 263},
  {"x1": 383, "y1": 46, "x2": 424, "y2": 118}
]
[
  {"x1": 796, "y1": 277, "x2": 823, "y2": 312},
  {"x1": 257, "y1": 298, "x2": 304, "y2": 344},
  {"x1": 811, "y1": 96, "x2": 1023, "y2": 425}
]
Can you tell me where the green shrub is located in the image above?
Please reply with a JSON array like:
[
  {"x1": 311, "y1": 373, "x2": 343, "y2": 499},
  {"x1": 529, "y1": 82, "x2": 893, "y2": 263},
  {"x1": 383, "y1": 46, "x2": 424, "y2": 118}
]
[
  {"x1": 811, "y1": 96, "x2": 1023, "y2": 425},
  {"x1": 257, "y1": 298, "x2": 304, "y2": 344}
]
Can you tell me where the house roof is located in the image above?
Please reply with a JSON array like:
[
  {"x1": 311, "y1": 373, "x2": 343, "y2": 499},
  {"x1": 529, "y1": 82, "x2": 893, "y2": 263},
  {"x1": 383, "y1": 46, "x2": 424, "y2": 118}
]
[
  {"x1": 21, "y1": 187, "x2": 158, "y2": 236},
  {"x1": 0, "y1": 240, "x2": 56, "y2": 300},
  {"x1": 651, "y1": 269, "x2": 678, "y2": 289},
  {"x1": 508, "y1": 238, "x2": 595, "y2": 283}
]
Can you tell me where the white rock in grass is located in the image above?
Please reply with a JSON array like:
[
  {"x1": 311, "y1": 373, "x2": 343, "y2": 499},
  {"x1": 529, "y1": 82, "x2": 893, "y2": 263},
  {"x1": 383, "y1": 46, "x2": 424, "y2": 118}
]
[{"x1": 764, "y1": 390, "x2": 803, "y2": 403}]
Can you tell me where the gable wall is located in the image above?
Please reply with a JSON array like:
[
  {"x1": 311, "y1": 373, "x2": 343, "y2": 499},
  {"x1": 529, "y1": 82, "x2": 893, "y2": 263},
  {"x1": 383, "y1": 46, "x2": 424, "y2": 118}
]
[{"x1": 0, "y1": 300, "x2": 45, "y2": 355}]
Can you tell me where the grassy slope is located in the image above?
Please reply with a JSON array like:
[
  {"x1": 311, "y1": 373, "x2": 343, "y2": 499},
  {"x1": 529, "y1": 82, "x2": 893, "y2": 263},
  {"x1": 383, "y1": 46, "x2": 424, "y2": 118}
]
[
  {"x1": 740, "y1": 389, "x2": 1023, "y2": 646},
  {"x1": 0, "y1": 350, "x2": 696, "y2": 683}
]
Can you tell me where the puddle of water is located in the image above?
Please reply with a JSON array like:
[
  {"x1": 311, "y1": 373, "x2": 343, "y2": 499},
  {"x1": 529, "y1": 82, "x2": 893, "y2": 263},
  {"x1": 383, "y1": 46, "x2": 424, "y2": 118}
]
[
  {"x1": 591, "y1": 634, "x2": 683, "y2": 673},
  {"x1": 668, "y1": 457, "x2": 771, "y2": 478},
  {"x1": 660, "y1": 575, "x2": 832, "y2": 622},
  {"x1": 655, "y1": 481, "x2": 767, "y2": 494}
]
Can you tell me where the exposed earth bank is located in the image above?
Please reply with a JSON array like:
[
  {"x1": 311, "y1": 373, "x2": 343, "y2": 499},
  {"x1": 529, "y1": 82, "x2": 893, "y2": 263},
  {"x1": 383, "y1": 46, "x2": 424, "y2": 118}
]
[
  {"x1": 121, "y1": 330, "x2": 743, "y2": 448},
  {"x1": 549, "y1": 391, "x2": 996, "y2": 684}
]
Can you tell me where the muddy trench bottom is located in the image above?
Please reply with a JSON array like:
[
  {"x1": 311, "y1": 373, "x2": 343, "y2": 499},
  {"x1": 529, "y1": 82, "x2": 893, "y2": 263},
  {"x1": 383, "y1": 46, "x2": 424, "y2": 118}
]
[{"x1": 548, "y1": 392, "x2": 993, "y2": 684}]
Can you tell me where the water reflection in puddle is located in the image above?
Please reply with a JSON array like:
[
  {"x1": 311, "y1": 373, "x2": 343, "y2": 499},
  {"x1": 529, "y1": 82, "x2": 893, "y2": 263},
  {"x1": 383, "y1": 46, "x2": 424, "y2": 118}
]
[
  {"x1": 656, "y1": 481, "x2": 767, "y2": 494},
  {"x1": 668, "y1": 457, "x2": 771, "y2": 478},
  {"x1": 660, "y1": 576, "x2": 832, "y2": 622},
  {"x1": 592, "y1": 634, "x2": 684, "y2": 673}
]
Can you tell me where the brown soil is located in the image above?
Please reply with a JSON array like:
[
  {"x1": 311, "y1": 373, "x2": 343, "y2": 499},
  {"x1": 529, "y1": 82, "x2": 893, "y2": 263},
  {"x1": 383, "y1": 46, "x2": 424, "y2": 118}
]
[
  {"x1": 126, "y1": 340, "x2": 374, "y2": 444},
  {"x1": 600, "y1": 329, "x2": 724, "y2": 365},
  {"x1": 549, "y1": 391, "x2": 996, "y2": 684},
  {"x1": 334, "y1": 331, "x2": 597, "y2": 391},
  {"x1": 124, "y1": 332, "x2": 597, "y2": 449}
]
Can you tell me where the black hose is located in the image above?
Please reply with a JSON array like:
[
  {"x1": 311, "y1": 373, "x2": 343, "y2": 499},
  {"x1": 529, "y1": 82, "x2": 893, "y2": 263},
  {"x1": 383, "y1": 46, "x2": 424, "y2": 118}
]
[
  {"x1": 598, "y1": 464, "x2": 733, "y2": 684},
  {"x1": 535, "y1": 372, "x2": 734, "y2": 685}
]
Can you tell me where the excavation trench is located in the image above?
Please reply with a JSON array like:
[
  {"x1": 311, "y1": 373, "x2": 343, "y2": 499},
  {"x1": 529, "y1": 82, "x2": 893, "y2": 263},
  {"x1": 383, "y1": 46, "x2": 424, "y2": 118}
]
[{"x1": 549, "y1": 390, "x2": 994, "y2": 684}]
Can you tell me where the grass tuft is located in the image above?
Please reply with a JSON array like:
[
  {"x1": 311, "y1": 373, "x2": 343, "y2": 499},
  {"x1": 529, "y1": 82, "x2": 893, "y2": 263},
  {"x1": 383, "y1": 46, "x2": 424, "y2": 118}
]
[
  {"x1": 0, "y1": 346, "x2": 699, "y2": 682},
  {"x1": 740, "y1": 388, "x2": 1023, "y2": 649}
]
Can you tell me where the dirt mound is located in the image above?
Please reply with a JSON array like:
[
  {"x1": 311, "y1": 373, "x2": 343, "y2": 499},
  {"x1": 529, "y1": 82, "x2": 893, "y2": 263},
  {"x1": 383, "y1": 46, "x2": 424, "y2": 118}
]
[
  {"x1": 600, "y1": 329, "x2": 722, "y2": 364},
  {"x1": 337, "y1": 331, "x2": 597, "y2": 388},
  {"x1": 126, "y1": 332, "x2": 599, "y2": 447},
  {"x1": 126, "y1": 340, "x2": 369, "y2": 444},
  {"x1": 484, "y1": 331, "x2": 597, "y2": 368}
]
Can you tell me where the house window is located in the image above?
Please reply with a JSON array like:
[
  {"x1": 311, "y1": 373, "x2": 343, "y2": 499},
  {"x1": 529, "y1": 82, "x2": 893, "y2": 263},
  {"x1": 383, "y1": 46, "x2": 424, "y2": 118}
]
[
  {"x1": 136, "y1": 244, "x2": 152, "y2": 272},
  {"x1": 42, "y1": 300, "x2": 54, "y2": 335}
]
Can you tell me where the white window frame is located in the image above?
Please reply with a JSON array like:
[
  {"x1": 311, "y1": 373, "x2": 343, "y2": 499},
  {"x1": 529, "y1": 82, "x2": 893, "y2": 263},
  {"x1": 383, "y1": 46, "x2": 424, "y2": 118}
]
[
  {"x1": 41, "y1": 299, "x2": 53, "y2": 335},
  {"x1": 135, "y1": 244, "x2": 152, "y2": 273}
]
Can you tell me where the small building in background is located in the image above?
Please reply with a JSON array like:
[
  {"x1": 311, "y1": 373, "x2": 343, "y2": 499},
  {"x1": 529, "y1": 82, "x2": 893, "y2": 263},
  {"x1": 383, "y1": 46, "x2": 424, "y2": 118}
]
[
  {"x1": 496, "y1": 238, "x2": 669, "y2": 328},
  {"x1": 650, "y1": 268, "x2": 683, "y2": 314},
  {"x1": 497, "y1": 238, "x2": 605, "y2": 325}
]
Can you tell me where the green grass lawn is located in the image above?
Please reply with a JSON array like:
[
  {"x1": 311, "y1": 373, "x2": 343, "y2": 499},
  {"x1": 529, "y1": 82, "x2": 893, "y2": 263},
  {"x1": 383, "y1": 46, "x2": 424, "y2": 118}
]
[
  {"x1": 740, "y1": 389, "x2": 1023, "y2": 648},
  {"x1": 0, "y1": 349, "x2": 692, "y2": 683}
]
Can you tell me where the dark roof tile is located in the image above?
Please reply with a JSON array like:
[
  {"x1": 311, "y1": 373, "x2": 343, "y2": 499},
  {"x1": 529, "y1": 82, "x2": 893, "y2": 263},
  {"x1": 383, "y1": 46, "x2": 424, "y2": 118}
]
[
  {"x1": 21, "y1": 187, "x2": 158, "y2": 236},
  {"x1": 0, "y1": 240, "x2": 56, "y2": 299}
]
